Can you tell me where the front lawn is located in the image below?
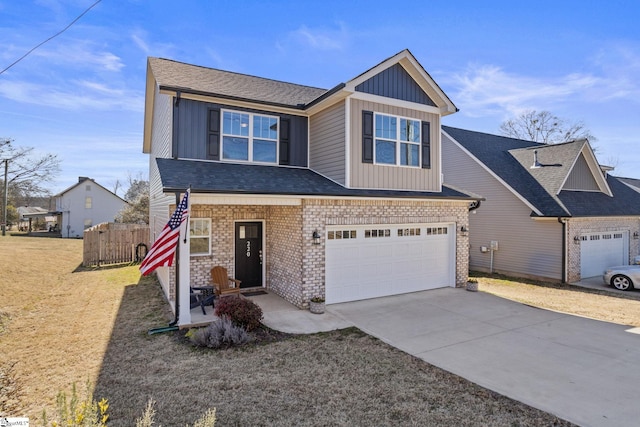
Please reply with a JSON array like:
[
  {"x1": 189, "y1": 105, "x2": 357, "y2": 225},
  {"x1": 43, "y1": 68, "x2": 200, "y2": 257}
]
[{"x1": 0, "y1": 235, "x2": 574, "y2": 425}]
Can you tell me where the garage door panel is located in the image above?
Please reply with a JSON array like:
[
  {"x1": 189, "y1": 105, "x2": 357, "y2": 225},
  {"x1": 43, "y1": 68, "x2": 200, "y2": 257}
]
[
  {"x1": 326, "y1": 223, "x2": 455, "y2": 304},
  {"x1": 580, "y1": 232, "x2": 628, "y2": 278}
]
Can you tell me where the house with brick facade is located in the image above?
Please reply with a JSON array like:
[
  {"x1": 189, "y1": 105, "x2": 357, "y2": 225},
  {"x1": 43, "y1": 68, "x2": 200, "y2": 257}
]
[
  {"x1": 143, "y1": 49, "x2": 480, "y2": 326},
  {"x1": 441, "y1": 126, "x2": 640, "y2": 284}
]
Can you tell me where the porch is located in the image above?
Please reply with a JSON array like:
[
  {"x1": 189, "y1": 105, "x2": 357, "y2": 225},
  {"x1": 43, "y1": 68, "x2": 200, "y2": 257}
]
[{"x1": 186, "y1": 289, "x2": 350, "y2": 333}]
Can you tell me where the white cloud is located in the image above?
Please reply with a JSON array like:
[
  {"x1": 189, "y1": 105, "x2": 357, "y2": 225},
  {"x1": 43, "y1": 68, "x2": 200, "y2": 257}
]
[
  {"x1": 0, "y1": 79, "x2": 143, "y2": 112},
  {"x1": 281, "y1": 22, "x2": 349, "y2": 52},
  {"x1": 448, "y1": 43, "x2": 640, "y2": 121}
]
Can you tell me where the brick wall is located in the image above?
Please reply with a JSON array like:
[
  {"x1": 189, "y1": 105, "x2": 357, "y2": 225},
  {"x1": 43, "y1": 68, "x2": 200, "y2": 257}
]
[
  {"x1": 566, "y1": 217, "x2": 640, "y2": 282},
  {"x1": 177, "y1": 199, "x2": 470, "y2": 309}
]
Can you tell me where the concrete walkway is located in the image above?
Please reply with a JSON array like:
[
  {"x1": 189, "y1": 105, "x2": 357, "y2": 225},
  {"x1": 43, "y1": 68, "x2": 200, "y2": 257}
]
[{"x1": 251, "y1": 288, "x2": 640, "y2": 427}]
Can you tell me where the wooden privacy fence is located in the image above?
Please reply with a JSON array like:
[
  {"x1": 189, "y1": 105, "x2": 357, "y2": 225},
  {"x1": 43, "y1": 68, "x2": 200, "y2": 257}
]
[{"x1": 83, "y1": 223, "x2": 150, "y2": 267}]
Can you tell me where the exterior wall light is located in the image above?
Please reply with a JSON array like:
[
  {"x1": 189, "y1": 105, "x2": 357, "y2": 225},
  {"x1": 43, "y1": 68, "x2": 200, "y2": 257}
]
[
  {"x1": 459, "y1": 225, "x2": 469, "y2": 235},
  {"x1": 634, "y1": 231, "x2": 639, "y2": 239},
  {"x1": 312, "y1": 230, "x2": 321, "y2": 245},
  {"x1": 573, "y1": 236, "x2": 581, "y2": 244}
]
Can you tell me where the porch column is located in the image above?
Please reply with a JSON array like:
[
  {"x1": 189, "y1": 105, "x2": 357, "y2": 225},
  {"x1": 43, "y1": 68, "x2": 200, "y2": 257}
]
[{"x1": 177, "y1": 226, "x2": 192, "y2": 326}]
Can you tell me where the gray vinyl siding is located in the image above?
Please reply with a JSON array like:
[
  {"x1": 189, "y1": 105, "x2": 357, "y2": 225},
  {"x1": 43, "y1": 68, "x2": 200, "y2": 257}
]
[
  {"x1": 563, "y1": 153, "x2": 600, "y2": 191},
  {"x1": 174, "y1": 99, "x2": 308, "y2": 167},
  {"x1": 350, "y1": 98, "x2": 440, "y2": 191},
  {"x1": 355, "y1": 63, "x2": 436, "y2": 106},
  {"x1": 149, "y1": 89, "x2": 174, "y2": 242},
  {"x1": 309, "y1": 101, "x2": 346, "y2": 185},
  {"x1": 442, "y1": 133, "x2": 562, "y2": 280}
]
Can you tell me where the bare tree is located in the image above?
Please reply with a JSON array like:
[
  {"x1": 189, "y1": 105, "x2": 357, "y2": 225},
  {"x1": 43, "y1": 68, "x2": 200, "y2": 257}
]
[
  {"x1": 499, "y1": 110, "x2": 597, "y2": 144},
  {"x1": 116, "y1": 173, "x2": 149, "y2": 224},
  {"x1": 0, "y1": 140, "x2": 61, "y2": 197}
]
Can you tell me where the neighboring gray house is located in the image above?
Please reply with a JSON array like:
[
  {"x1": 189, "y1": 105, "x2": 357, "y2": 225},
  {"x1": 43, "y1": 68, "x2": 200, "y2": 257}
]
[
  {"x1": 143, "y1": 49, "x2": 480, "y2": 326},
  {"x1": 53, "y1": 177, "x2": 127, "y2": 238},
  {"x1": 441, "y1": 126, "x2": 640, "y2": 283}
]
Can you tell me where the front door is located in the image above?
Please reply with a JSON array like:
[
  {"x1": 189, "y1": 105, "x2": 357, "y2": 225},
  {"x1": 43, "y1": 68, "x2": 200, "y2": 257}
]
[{"x1": 235, "y1": 222, "x2": 263, "y2": 288}]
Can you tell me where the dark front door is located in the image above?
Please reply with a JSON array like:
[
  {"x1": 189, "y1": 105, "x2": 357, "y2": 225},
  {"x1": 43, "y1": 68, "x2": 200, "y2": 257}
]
[{"x1": 235, "y1": 222, "x2": 263, "y2": 288}]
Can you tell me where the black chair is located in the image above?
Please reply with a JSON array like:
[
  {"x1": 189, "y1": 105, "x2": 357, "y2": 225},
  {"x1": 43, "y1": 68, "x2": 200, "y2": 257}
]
[{"x1": 190, "y1": 286, "x2": 215, "y2": 315}]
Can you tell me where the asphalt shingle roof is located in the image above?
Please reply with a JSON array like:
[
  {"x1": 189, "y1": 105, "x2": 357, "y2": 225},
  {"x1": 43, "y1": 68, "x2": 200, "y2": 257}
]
[
  {"x1": 442, "y1": 125, "x2": 640, "y2": 217},
  {"x1": 148, "y1": 57, "x2": 329, "y2": 108},
  {"x1": 156, "y1": 158, "x2": 474, "y2": 200}
]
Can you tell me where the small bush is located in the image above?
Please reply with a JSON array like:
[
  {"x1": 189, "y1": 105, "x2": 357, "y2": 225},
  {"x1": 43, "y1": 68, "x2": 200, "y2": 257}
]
[
  {"x1": 214, "y1": 297, "x2": 263, "y2": 331},
  {"x1": 190, "y1": 317, "x2": 250, "y2": 349},
  {"x1": 136, "y1": 399, "x2": 216, "y2": 427},
  {"x1": 41, "y1": 381, "x2": 109, "y2": 426}
]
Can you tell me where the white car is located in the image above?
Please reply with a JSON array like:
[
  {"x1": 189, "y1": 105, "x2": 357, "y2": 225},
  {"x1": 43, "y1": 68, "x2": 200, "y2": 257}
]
[{"x1": 603, "y1": 265, "x2": 640, "y2": 291}]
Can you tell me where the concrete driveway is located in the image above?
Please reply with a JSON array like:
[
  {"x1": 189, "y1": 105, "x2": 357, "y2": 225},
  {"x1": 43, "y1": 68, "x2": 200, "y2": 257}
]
[{"x1": 327, "y1": 288, "x2": 640, "y2": 427}]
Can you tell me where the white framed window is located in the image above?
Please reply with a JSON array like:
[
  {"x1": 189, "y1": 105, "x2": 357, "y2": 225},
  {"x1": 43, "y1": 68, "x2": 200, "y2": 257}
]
[
  {"x1": 221, "y1": 110, "x2": 278, "y2": 163},
  {"x1": 84, "y1": 219, "x2": 92, "y2": 229},
  {"x1": 190, "y1": 218, "x2": 211, "y2": 256},
  {"x1": 374, "y1": 113, "x2": 421, "y2": 167},
  {"x1": 85, "y1": 196, "x2": 92, "y2": 209}
]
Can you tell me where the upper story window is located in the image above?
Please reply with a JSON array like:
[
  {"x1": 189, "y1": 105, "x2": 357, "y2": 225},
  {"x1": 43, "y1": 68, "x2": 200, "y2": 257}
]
[
  {"x1": 375, "y1": 113, "x2": 421, "y2": 167},
  {"x1": 85, "y1": 196, "x2": 92, "y2": 209},
  {"x1": 222, "y1": 110, "x2": 278, "y2": 164}
]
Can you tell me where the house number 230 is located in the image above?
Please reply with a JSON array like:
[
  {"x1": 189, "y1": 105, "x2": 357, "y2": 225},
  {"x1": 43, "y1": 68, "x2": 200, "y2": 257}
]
[{"x1": 246, "y1": 241, "x2": 251, "y2": 258}]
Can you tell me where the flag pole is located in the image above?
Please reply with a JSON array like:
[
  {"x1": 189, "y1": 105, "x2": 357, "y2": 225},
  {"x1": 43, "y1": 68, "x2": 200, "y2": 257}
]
[
  {"x1": 168, "y1": 190, "x2": 181, "y2": 327},
  {"x1": 148, "y1": 188, "x2": 189, "y2": 335}
]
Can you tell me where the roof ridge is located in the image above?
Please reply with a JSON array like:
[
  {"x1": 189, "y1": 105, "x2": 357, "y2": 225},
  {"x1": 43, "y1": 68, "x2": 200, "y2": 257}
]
[{"x1": 149, "y1": 57, "x2": 328, "y2": 92}]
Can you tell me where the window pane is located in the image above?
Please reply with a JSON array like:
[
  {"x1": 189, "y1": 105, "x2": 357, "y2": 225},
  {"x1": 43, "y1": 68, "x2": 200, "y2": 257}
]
[
  {"x1": 400, "y1": 143, "x2": 419, "y2": 166},
  {"x1": 223, "y1": 136, "x2": 248, "y2": 160},
  {"x1": 375, "y1": 140, "x2": 395, "y2": 164},
  {"x1": 375, "y1": 114, "x2": 396, "y2": 139},
  {"x1": 400, "y1": 119, "x2": 420, "y2": 142},
  {"x1": 253, "y1": 139, "x2": 277, "y2": 163},
  {"x1": 223, "y1": 111, "x2": 249, "y2": 136},
  {"x1": 190, "y1": 237, "x2": 210, "y2": 255},
  {"x1": 254, "y1": 116, "x2": 277, "y2": 140}
]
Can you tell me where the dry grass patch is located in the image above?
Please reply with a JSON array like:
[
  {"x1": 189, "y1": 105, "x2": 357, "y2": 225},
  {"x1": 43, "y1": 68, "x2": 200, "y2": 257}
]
[
  {"x1": 1, "y1": 236, "x2": 576, "y2": 425},
  {"x1": 473, "y1": 272, "x2": 640, "y2": 327}
]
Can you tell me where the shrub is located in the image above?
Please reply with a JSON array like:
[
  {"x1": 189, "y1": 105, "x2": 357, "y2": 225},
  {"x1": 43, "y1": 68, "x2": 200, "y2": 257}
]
[
  {"x1": 136, "y1": 399, "x2": 216, "y2": 427},
  {"x1": 214, "y1": 297, "x2": 263, "y2": 331},
  {"x1": 190, "y1": 317, "x2": 250, "y2": 349},
  {"x1": 41, "y1": 381, "x2": 109, "y2": 426}
]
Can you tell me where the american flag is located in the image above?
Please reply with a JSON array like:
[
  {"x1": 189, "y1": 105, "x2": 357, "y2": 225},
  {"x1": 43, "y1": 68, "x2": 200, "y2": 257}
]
[{"x1": 139, "y1": 189, "x2": 190, "y2": 276}]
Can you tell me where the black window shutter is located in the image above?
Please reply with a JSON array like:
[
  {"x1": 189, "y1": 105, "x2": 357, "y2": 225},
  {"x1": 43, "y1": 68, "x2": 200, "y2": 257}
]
[
  {"x1": 421, "y1": 121, "x2": 431, "y2": 169},
  {"x1": 279, "y1": 118, "x2": 290, "y2": 165},
  {"x1": 362, "y1": 110, "x2": 374, "y2": 163},
  {"x1": 207, "y1": 108, "x2": 220, "y2": 160}
]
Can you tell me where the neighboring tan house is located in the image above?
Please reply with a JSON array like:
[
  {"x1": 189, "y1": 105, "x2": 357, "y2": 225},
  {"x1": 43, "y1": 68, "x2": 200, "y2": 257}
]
[
  {"x1": 53, "y1": 177, "x2": 127, "y2": 238},
  {"x1": 143, "y1": 49, "x2": 480, "y2": 326},
  {"x1": 441, "y1": 126, "x2": 640, "y2": 283}
]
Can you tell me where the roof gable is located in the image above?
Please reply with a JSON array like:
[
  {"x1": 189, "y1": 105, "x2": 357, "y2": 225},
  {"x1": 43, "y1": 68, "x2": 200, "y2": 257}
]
[
  {"x1": 442, "y1": 126, "x2": 633, "y2": 217},
  {"x1": 563, "y1": 153, "x2": 600, "y2": 191},
  {"x1": 345, "y1": 49, "x2": 457, "y2": 115},
  {"x1": 354, "y1": 63, "x2": 436, "y2": 106}
]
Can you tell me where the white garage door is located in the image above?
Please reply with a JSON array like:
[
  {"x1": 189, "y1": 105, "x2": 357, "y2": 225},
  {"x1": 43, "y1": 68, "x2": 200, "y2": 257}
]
[
  {"x1": 325, "y1": 223, "x2": 455, "y2": 304},
  {"x1": 580, "y1": 231, "x2": 628, "y2": 278}
]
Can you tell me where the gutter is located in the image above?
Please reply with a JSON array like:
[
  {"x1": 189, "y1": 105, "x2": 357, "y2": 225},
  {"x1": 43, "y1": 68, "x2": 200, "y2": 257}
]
[{"x1": 557, "y1": 217, "x2": 567, "y2": 283}]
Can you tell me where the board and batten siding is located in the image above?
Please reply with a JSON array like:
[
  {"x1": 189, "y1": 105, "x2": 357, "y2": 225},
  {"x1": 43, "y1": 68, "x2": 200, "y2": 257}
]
[
  {"x1": 174, "y1": 99, "x2": 309, "y2": 167},
  {"x1": 563, "y1": 153, "x2": 600, "y2": 191},
  {"x1": 349, "y1": 98, "x2": 441, "y2": 191},
  {"x1": 148, "y1": 88, "x2": 175, "y2": 296},
  {"x1": 309, "y1": 101, "x2": 346, "y2": 185},
  {"x1": 442, "y1": 133, "x2": 563, "y2": 280}
]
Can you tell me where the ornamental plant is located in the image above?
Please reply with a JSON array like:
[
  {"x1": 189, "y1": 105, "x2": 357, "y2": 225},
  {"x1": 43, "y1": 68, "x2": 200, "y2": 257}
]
[{"x1": 214, "y1": 296, "x2": 263, "y2": 331}]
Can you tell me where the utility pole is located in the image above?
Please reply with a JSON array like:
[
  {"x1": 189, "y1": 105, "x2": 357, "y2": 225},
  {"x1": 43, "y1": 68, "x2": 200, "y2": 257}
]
[
  {"x1": 1, "y1": 138, "x2": 11, "y2": 236},
  {"x1": 2, "y1": 158, "x2": 7, "y2": 236}
]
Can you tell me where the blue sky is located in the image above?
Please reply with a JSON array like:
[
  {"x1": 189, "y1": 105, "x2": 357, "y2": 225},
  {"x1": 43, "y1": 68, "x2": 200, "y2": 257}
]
[{"x1": 1, "y1": 0, "x2": 639, "y2": 195}]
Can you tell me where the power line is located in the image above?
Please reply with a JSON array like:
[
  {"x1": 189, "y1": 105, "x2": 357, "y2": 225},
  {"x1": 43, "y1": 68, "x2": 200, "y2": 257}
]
[{"x1": 0, "y1": 0, "x2": 102, "y2": 76}]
